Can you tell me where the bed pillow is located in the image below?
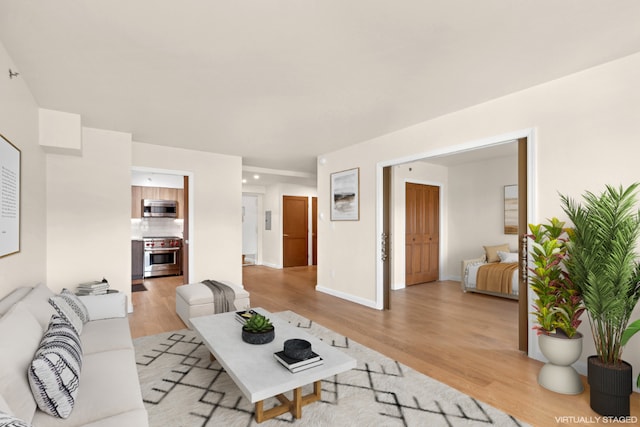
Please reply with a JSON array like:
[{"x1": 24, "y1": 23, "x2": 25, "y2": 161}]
[
  {"x1": 28, "y1": 315, "x2": 83, "y2": 419},
  {"x1": 497, "y1": 250, "x2": 519, "y2": 263},
  {"x1": 48, "y1": 289, "x2": 89, "y2": 334},
  {"x1": 483, "y1": 244, "x2": 510, "y2": 263}
]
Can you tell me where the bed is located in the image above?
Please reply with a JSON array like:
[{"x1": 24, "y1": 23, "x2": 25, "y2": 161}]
[{"x1": 460, "y1": 244, "x2": 520, "y2": 300}]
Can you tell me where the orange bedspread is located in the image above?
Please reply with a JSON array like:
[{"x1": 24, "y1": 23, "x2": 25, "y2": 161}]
[{"x1": 476, "y1": 262, "x2": 518, "y2": 294}]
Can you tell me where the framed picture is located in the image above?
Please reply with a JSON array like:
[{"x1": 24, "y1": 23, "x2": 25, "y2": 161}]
[
  {"x1": 0, "y1": 133, "x2": 20, "y2": 257},
  {"x1": 331, "y1": 168, "x2": 359, "y2": 221},
  {"x1": 504, "y1": 184, "x2": 518, "y2": 235}
]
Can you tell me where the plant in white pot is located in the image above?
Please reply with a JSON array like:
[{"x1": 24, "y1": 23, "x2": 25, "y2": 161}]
[
  {"x1": 561, "y1": 183, "x2": 640, "y2": 417},
  {"x1": 528, "y1": 217, "x2": 585, "y2": 394}
]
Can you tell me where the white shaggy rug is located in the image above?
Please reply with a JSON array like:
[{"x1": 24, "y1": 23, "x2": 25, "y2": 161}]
[{"x1": 134, "y1": 311, "x2": 530, "y2": 427}]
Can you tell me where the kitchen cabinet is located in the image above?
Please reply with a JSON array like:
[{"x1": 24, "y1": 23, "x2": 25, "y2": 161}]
[
  {"x1": 131, "y1": 185, "x2": 184, "y2": 218},
  {"x1": 131, "y1": 240, "x2": 144, "y2": 280}
]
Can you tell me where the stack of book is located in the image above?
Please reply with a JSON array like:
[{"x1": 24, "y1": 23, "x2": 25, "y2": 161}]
[
  {"x1": 235, "y1": 309, "x2": 258, "y2": 324},
  {"x1": 274, "y1": 350, "x2": 324, "y2": 373},
  {"x1": 77, "y1": 280, "x2": 110, "y2": 295}
]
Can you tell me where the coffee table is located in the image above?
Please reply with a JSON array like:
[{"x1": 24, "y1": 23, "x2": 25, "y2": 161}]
[{"x1": 190, "y1": 308, "x2": 356, "y2": 423}]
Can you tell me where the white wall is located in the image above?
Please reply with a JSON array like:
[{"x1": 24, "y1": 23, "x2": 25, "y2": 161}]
[
  {"x1": 447, "y1": 154, "x2": 518, "y2": 279},
  {"x1": 318, "y1": 52, "x2": 640, "y2": 387},
  {"x1": 0, "y1": 41, "x2": 47, "y2": 298},
  {"x1": 46, "y1": 128, "x2": 132, "y2": 298},
  {"x1": 132, "y1": 142, "x2": 243, "y2": 286},
  {"x1": 242, "y1": 194, "x2": 259, "y2": 262}
]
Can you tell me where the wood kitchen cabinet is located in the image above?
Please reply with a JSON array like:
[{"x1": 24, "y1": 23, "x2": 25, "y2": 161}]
[
  {"x1": 131, "y1": 240, "x2": 144, "y2": 280},
  {"x1": 131, "y1": 185, "x2": 184, "y2": 218}
]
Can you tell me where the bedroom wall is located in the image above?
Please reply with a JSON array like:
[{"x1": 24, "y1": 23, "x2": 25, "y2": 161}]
[
  {"x1": 317, "y1": 51, "x2": 640, "y2": 385},
  {"x1": 447, "y1": 153, "x2": 518, "y2": 280},
  {"x1": 0, "y1": 41, "x2": 47, "y2": 298}
]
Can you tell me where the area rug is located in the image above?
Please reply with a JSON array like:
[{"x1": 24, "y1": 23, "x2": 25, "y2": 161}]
[
  {"x1": 132, "y1": 283, "x2": 147, "y2": 292},
  {"x1": 134, "y1": 311, "x2": 530, "y2": 427}
]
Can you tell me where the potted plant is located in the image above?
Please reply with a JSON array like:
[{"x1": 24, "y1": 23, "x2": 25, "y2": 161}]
[
  {"x1": 241, "y1": 313, "x2": 275, "y2": 345},
  {"x1": 528, "y1": 217, "x2": 585, "y2": 394},
  {"x1": 561, "y1": 183, "x2": 640, "y2": 417}
]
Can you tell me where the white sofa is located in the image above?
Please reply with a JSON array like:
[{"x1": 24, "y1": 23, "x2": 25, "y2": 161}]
[{"x1": 0, "y1": 284, "x2": 148, "y2": 427}]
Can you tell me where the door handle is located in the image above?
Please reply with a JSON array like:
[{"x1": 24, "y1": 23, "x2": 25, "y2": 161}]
[{"x1": 283, "y1": 234, "x2": 289, "y2": 237}]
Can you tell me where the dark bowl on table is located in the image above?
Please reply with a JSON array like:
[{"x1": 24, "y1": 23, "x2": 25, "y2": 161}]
[{"x1": 284, "y1": 339, "x2": 312, "y2": 360}]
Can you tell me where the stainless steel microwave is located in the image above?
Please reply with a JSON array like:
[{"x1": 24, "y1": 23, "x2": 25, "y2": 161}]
[{"x1": 142, "y1": 199, "x2": 178, "y2": 218}]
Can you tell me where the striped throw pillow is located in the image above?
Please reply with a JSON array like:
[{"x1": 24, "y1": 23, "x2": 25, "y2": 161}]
[
  {"x1": 48, "y1": 289, "x2": 89, "y2": 334},
  {"x1": 28, "y1": 315, "x2": 83, "y2": 419},
  {"x1": 0, "y1": 411, "x2": 30, "y2": 427}
]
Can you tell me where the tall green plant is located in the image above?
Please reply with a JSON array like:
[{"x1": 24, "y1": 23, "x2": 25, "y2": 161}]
[
  {"x1": 561, "y1": 183, "x2": 640, "y2": 364},
  {"x1": 529, "y1": 217, "x2": 584, "y2": 337}
]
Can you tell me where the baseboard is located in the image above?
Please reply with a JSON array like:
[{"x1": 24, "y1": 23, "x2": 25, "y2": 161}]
[{"x1": 316, "y1": 285, "x2": 381, "y2": 310}]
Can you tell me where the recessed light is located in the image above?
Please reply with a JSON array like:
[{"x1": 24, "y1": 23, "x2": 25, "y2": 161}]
[
  {"x1": 242, "y1": 179, "x2": 247, "y2": 184},
  {"x1": 253, "y1": 174, "x2": 260, "y2": 180}
]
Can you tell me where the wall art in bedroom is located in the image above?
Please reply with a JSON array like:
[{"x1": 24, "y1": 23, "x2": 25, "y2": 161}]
[
  {"x1": 0, "y1": 133, "x2": 20, "y2": 257},
  {"x1": 331, "y1": 168, "x2": 359, "y2": 221},
  {"x1": 504, "y1": 184, "x2": 518, "y2": 235}
]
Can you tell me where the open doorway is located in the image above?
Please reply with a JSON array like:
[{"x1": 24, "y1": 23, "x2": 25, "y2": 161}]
[
  {"x1": 242, "y1": 194, "x2": 259, "y2": 266},
  {"x1": 379, "y1": 132, "x2": 533, "y2": 353}
]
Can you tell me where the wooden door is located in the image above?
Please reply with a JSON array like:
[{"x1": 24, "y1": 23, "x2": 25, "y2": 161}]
[
  {"x1": 312, "y1": 197, "x2": 318, "y2": 266},
  {"x1": 405, "y1": 183, "x2": 439, "y2": 285},
  {"x1": 283, "y1": 196, "x2": 308, "y2": 267}
]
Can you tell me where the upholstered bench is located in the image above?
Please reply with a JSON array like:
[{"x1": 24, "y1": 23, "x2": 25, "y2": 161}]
[{"x1": 175, "y1": 281, "x2": 250, "y2": 328}]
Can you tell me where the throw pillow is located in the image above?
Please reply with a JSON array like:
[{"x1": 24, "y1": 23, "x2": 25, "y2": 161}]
[
  {"x1": 28, "y1": 315, "x2": 83, "y2": 419},
  {"x1": 0, "y1": 411, "x2": 31, "y2": 427},
  {"x1": 48, "y1": 289, "x2": 89, "y2": 334},
  {"x1": 483, "y1": 244, "x2": 510, "y2": 263},
  {"x1": 497, "y1": 250, "x2": 519, "y2": 263}
]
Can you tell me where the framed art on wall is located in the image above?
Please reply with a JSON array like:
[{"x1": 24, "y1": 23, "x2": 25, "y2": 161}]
[
  {"x1": 0, "y1": 133, "x2": 20, "y2": 257},
  {"x1": 331, "y1": 168, "x2": 359, "y2": 221}
]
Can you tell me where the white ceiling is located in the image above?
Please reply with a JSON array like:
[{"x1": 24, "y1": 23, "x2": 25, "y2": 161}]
[{"x1": 2, "y1": 1, "x2": 640, "y2": 177}]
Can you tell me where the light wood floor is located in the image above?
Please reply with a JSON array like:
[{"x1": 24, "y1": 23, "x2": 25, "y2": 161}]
[{"x1": 129, "y1": 265, "x2": 640, "y2": 426}]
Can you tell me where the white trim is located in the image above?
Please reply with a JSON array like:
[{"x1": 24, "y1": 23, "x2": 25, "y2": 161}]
[
  {"x1": 316, "y1": 285, "x2": 379, "y2": 309},
  {"x1": 131, "y1": 166, "x2": 195, "y2": 280},
  {"x1": 376, "y1": 127, "x2": 537, "y2": 351}
]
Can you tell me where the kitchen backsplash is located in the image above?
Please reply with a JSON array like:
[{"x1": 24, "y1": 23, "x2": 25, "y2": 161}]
[{"x1": 131, "y1": 218, "x2": 184, "y2": 239}]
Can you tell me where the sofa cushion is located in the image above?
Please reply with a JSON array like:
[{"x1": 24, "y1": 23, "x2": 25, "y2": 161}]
[
  {"x1": 21, "y1": 283, "x2": 57, "y2": 330},
  {"x1": 28, "y1": 315, "x2": 83, "y2": 419},
  {"x1": 31, "y1": 349, "x2": 145, "y2": 427},
  {"x1": 0, "y1": 302, "x2": 42, "y2": 423},
  {"x1": 81, "y1": 318, "x2": 134, "y2": 354},
  {"x1": 0, "y1": 411, "x2": 30, "y2": 427},
  {"x1": 49, "y1": 289, "x2": 89, "y2": 335}
]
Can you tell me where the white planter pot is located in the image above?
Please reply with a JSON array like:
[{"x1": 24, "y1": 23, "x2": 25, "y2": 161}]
[{"x1": 538, "y1": 332, "x2": 584, "y2": 395}]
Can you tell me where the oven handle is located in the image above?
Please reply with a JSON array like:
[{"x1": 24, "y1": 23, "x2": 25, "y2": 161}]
[{"x1": 144, "y1": 247, "x2": 180, "y2": 252}]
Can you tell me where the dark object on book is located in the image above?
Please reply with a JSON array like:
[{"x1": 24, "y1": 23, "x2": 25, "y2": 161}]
[
  {"x1": 274, "y1": 350, "x2": 320, "y2": 368},
  {"x1": 284, "y1": 338, "x2": 312, "y2": 360}
]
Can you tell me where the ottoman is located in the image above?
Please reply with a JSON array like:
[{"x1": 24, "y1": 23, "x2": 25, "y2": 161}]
[{"x1": 176, "y1": 281, "x2": 251, "y2": 328}]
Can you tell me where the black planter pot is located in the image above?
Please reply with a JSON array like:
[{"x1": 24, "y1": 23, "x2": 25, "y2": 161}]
[
  {"x1": 587, "y1": 356, "x2": 633, "y2": 418},
  {"x1": 242, "y1": 327, "x2": 275, "y2": 345}
]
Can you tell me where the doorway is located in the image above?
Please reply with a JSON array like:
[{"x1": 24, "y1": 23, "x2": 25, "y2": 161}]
[
  {"x1": 379, "y1": 132, "x2": 533, "y2": 353},
  {"x1": 242, "y1": 194, "x2": 259, "y2": 266}
]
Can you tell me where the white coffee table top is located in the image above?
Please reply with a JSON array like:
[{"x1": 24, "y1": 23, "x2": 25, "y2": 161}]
[{"x1": 191, "y1": 308, "x2": 357, "y2": 403}]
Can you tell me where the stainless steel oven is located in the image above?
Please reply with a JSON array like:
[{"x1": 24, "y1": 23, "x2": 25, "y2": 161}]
[{"x1": 143, "y1": 237, "x2": 182, "y2": 278}]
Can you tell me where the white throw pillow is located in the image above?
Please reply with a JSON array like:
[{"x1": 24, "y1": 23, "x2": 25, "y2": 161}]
[
  {"x1": 48, "y1": 289, "x2": 89, "y2": 334},
  {"x1": 497, "y1": 250, "x2": 518, "y2": 263},
  {"x1": 28, "y1": 315, "x2": 83, "y2": 419},
  {"x1": 78, "y1": 292, "x2": 127, "y2": 320}
]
